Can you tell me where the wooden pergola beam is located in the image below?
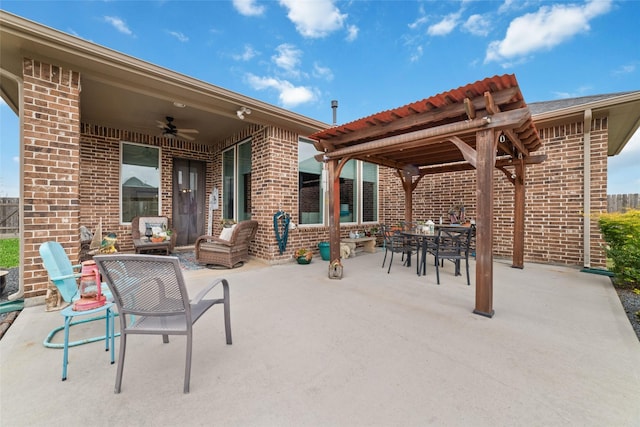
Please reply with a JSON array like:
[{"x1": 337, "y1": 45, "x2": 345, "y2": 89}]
[{"x1": 315, "y1": 87, "x2": 521, "y2": 145}]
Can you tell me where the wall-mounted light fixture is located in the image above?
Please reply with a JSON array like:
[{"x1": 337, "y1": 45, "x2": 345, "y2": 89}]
[{"x1": 236, "y1": 106, "x2": 251, "y2": 120}]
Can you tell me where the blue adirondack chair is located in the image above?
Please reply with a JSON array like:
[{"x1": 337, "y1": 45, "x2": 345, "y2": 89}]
[{"x1": 39, "y1": 241, "x2": 116, "y2": 381}]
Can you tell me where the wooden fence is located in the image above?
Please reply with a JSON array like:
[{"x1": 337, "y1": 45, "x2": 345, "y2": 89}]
[
  {"x1": 607, "y1": 194, "x2": 639, "y2": 213},
  {"x1": 0, "y1": 198, "x2": 19, "y2": 234}
]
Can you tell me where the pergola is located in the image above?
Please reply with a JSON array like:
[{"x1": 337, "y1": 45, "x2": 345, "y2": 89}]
[{"x1": 309, "y1": 74, "x2": 544, "y2": 317}]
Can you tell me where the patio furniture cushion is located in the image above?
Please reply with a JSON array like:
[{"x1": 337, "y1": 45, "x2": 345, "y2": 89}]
[{"x1": 219, "y1": 224, "x2": 236, "y2": 241}]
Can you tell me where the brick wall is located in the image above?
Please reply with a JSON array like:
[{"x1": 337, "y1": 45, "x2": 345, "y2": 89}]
[
  {"x1": 79, "y1": 124, "x2": 213, "y2": 254},
  {"x1": 379, "y1": 118, "x2": 608, "y2": 267}
]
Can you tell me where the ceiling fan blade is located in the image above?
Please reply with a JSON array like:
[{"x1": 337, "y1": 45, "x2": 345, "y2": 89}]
[
  {"x1": 176, "y1": 132, "x2": 196, "y2": 141},
  {"x1": 156, "y1": 120, "x2": 166, "y2": 128},
  {"x1": 176, "y1": 128, "x2": 199, "y2": 133}
]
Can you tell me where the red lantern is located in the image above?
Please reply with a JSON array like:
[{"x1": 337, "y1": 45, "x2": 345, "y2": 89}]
[{"x1": 73, "y1": 260, "x2": 107, "y2": 311}]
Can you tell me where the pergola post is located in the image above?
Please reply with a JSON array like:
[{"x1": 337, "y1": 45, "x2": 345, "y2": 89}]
[
  {"x1": 474, "y1": 128, "x2": 495, "y2": 317},
  {"x1": 512, "y1": 159, "x2": 525, "y2": 268},
  {"x1": 327, "y1": 159, "x2": 342, "y2": 271},
  {"x1": 403, "y1": 173, "x2": 413, "y2": 224}
]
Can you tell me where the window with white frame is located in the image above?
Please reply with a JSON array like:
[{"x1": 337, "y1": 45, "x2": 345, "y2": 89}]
[
  {"x1": 222, "y1": 139, "x2": 252, "y2": 222},
  {"x1": 298, "y1": 138, "x2": 324, "y2": 225},
  {"x1": 298, "y1": 137, "x2": 378, "y2": 225},
  {"x1": 120, "y1": 142, "x2": 160, "y2": 223}
]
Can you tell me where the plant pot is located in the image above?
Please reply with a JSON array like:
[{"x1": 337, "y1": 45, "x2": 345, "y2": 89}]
[
  {"x1": 297, "y1": 256, "x2": 312, "y2": 264},
  {"x1": 318, "y1": 242, "x2": 330, "y2": 261}
]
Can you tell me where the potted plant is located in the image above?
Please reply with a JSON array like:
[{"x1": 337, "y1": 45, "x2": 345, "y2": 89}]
[
  {"x1": 221, "y1": 218, "x2": 237, "y2": 228},
  {"x1": 294, "y1": 248, "x2": 313, "y2": 264}
]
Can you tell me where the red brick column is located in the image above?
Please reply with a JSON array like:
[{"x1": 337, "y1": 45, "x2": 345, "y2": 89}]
[{"x1": 22, "y1": 58, "x2": 81, "y2": 298}]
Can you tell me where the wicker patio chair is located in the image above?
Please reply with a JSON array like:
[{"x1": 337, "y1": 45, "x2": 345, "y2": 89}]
[
  {"x1": 131, "y1": 216, "x2": 176, "y2": 255},
  {"x1": 195, "y1": 220, "x2": 258, "y2": 268},
  {"x1": 94, "y1": 254, "x2": 232, "y2": 393}
]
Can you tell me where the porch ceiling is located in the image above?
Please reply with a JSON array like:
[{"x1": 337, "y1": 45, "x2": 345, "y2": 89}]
[{"x1": 309, "y1": 74, "x2": 542, "y2": 174}]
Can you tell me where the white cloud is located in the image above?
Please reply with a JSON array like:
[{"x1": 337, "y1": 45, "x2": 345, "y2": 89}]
[
  {"x1": 410, "y1": 45, "x2": 423, "y2": 63},
  {"x1": 232, "y1": 0, "x2": 265, "y2": 16},
  {"x1": 313, "y1": 63, "x2": 334, "y2": 81},
  {"x1": 279, "y1": 0, "x2": 346, "y2": 38},
  {"x1": 408, "y1": 15, "x2": 428, "y2": 30},
  {"x1": 427, "y1": 12, "x2": 461, "y2": 36},
  {"x1": 272, "y1": 44, "x2": 303, "y2": 76},
  {"x1": 346, "y1": 24, "x2": 359, "y2": 42},
  {"x1": 233, "y1": 45, "x2": 259, "y2": 61},
  {"x1": 104, "y1": 16, "x2": 133, "y2": 36},
  {"x1": 245, "y1": 73, "x2": 317, "y2": 108},
  {"x1": 485, "y1": 0, "x2": 613, "y2": 65},
  {"x1": 167, "y1": 31, "x2": 188, "y2": 42},
  {"x1": 463, "y1": 14, "x2": 490, "y2": 37},
  {"x1": 612, "y1": 63, "x2": 636, "y2": 76}
]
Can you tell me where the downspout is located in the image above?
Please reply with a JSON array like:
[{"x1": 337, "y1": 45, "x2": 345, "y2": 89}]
[
  {"x1": 583, "y1": 109, "x2": 592, "y2": 269},
  {"x1": 0, "y1": 68, "x2": 24, "y2": 301}
]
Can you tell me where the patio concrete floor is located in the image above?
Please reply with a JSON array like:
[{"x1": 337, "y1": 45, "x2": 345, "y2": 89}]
[{"x1": 1, "y1": 250, "x2": 639, "y2": 426}]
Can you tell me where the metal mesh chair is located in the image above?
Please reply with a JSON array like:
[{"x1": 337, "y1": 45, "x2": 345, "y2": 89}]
[
  {"x1": 94, "y1": 254, "x2": 232, "y2": 393},
  {"x1": 380, "y1": 224, "x2": 412, "y2": 274},
  {"x1": 433, "y1": 226, "x2": 474, "y2": 286}
]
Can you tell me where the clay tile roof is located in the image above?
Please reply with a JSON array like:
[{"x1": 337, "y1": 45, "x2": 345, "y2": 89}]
[{"x1": 309, "y1": 74, "x2": 541, "y2": 172}]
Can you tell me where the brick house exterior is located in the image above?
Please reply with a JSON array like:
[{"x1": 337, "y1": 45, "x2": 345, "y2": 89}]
[{"x1": 2, "y1": 12, "x2": 639, "y2": 301}]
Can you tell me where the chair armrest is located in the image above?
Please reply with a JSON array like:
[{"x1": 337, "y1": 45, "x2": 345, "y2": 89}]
[
  {"x1": 195, "y1": 235, "x2": 232, "y2": 247},
  {"x1": 191, "y1": 278, "x2": 229, "y2": 304},
  {"x1": 51, "y1": 272, "x2": 82, "y2": 281}
]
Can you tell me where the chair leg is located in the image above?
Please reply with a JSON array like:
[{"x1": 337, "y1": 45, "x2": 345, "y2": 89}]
[
  {"x1": 109, "y1": 308, "x2": 115, "y2": 364},
  {"x1": 62, "y1": 315, "x2": 71, "y2": 381},
  {"x1": 163, "y1": 334, "x2": 169, "y2": 343},
  {"x1": 223, "y1": 279, "x2": 232, "y2": 345},
  {"x1": 184, "y1": 332, "x2": 192, "y2": 393},
  {"x1": 435, "y1": 256, "x2": 441, "y2": 285},
  {"x1": 465, "y1": 257, "x2": 470, "y2": 286},
  {"x1": 381, "y1": 249, "x2": 388, "y2": 268},
  {"x1": 387, "y1": 252, "x2": 394, "y2": 273},
  {"x1": 115, "y1": 333, "x2": 127, "y2": 393}
]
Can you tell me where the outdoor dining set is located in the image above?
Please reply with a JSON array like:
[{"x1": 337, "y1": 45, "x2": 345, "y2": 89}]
[{"x1": 380, "y1": 222, "x2": 475, "y2": 287}]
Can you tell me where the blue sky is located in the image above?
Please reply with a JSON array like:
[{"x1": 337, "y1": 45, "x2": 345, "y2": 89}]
[{"x1": 1, "y1": 0, "x2": 639, "y2": 197}]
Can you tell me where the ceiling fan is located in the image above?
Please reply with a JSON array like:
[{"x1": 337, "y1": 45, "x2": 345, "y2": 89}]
[{"x1": 156, "y1": 116, "x2": 199, "y2": 141}]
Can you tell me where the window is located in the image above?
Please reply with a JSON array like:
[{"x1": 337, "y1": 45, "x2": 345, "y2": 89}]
[
  {"x1": 120, "y1": 142, "x2": 160, "y2": 223},
  {"x1": 222, "y1": 139, "x2": 252, "y2": 221},
  {"x1": 362, "y1": 162, "x2": 378, "y2": 222},
  {"x1": 298, "y1": 138, "x2": 378, "y2": 225},
  {"x1": 298, "y1": 138, "x2": 324, "y2": 225}
]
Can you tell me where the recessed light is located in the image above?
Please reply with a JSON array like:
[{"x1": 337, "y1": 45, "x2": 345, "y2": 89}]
[{"x1": 173, "y1": 102, "x2": 186, "y2": 108}]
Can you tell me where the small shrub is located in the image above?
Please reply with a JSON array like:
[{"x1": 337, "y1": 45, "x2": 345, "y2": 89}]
[{"x1": 598, "y1": 209, "x2": 640, "y2": 287}]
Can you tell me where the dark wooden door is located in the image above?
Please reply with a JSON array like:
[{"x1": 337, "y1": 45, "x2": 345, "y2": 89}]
[{"x1": 172, "y1": 159, "x2": 205, "y2": 246}]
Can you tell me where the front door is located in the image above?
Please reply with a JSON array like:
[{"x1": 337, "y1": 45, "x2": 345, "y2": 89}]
[{"x1": 172, "y1": 159, "x2": 205, "y2": 246}]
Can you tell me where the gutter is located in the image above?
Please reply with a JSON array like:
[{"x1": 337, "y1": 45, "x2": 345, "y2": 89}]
[{"x1": 583, "y1": 109, "x2": 592, "y2": 269}]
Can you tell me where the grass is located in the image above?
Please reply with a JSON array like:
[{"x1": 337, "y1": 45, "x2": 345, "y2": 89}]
[{"x1": 0, "y1": 238, "x2": 19, "y2": 268}]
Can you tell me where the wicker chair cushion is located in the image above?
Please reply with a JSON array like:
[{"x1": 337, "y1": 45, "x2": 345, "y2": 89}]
[{"x1": 219, "y1": 225, "x2": 236, "y2": 241}]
